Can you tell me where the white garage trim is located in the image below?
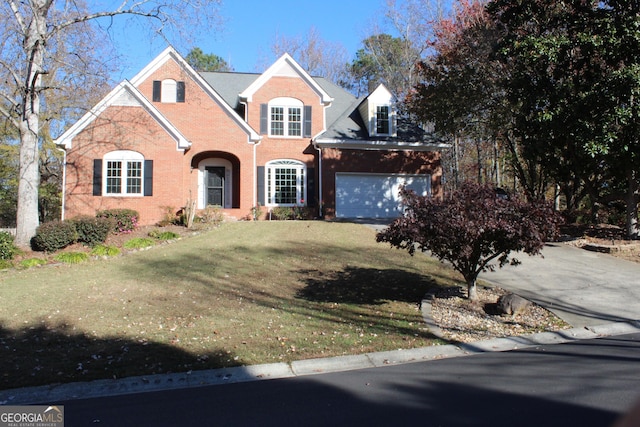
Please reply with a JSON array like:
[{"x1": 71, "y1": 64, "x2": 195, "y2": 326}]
[{"x1": 335, "y1": 173, "x2": 431, "y2": 218}]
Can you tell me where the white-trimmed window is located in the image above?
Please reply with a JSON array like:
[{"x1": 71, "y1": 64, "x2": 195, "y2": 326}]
[
  {"x1": 152, "y1": 79, "x2": 185, "y2": 103},
  {"x1": 266, "y1": 159, "x2": 306, "y2": 206},
  {"x1": 104, "y1": 151, "x2": 144, "y2": 196},
  {"x1": 269, "y1": 98, "x2": 303, "y2": 137},
  {"x1": 375, "y1": 105, "x2": 391, "y2": 135}
]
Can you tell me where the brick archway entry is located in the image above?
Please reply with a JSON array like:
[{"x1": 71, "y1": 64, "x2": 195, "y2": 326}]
[{"x1": 190, "y1": 151, "x2": 241, "y2": 208}]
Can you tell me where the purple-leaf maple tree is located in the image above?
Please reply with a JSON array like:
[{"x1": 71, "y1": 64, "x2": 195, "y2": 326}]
[{"x1": 376, "y1": 182, "x2": 563, "y2": 301}]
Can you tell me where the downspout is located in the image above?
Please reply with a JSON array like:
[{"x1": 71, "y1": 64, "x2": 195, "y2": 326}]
[
  {"x1": 253, "y1": 139, "x2": 261, "y2": 211},
  {"x1": 314, "y1": 143, "x2": 323, "y2": 218},
  {"x1": 241, "y1": 97, "x2": 262, "y2": 218},
  {"x1": 56, "y1": 146, "x2": 67, "y2": 221}
]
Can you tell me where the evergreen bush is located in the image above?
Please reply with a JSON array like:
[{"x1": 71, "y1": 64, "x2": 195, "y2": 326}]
[
  {"x1": 0, "y1": 231, "x2": 17, "y2": 260},
  {"x1": 72, "y1": 216, "x2": 113, "y2": 247},
  {"x1": 31, "y1": 221, "x2": 78, "y2": 252},
  {"x1": 96, "y1": 209, "x2": 139, "y2": 233}
]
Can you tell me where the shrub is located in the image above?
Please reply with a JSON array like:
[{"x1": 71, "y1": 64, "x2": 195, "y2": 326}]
[
  {"x1": 377, "y1": 182, "x2": 563, "y2": 301},
  {"x1": 197, "y1": 206, "x2": 224, "y2": 226},
  {"x1": 148, "y1": 229, "x2": 180, "y2": 240},
  {"x1": 20, "y1": 258, "x2": 47, "y2": 268},
  {"x1": 271, "y1": 206, "x2": 294, "y2": 220},
  {"x1": 31, "y1": 220, "x2": 78, "y2": 252},
  {"x1": 96, "y1": 209, "x2": 139, "y2": 233},
  {"x1": 54, "y1": 252, "x2": 89, "y2": 264},
  {"x1": 91, "y1": 245, "x2": 121, "y2": 257},
  {"x1": 157, "y1": 206, "x2": 180, "y2": 227},
  {"x1": 0, "y1": 231, "x2": 17, "y2": 260},
  {"x1": 0, "y1": 259, "x2": 12, "y2": 269},
  {"x1": 249, "y1": 204, "x2": 263, "y2": 221},
  {"x1": 72, "y1": 216, "x2": 113, "y2": 247},
  {"x1": 123, "y1": 237, "x2": 155, "y2": 250}
]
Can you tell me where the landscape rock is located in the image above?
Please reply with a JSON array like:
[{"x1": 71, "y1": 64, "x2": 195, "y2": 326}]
[{"x1": 497, "y1": 293, "x2": 530, "y2": 316}]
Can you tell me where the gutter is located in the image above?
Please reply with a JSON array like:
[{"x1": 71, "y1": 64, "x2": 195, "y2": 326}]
[{"x1": 314, "y1": 138, "x2": 450, "y2": 152}]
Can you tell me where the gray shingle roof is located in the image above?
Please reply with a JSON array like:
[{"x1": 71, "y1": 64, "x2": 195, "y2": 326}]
[{"x1": 199, "y1": 70, "x2": 445, "y2": 148}]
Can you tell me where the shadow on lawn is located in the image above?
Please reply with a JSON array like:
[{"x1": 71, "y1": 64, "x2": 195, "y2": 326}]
[
  {"x1": 297, "y1": 266, "x2": 440, "y2": 305},
  {"x1": 0, "y1": 322, "x2": 241, "y2": 392}
]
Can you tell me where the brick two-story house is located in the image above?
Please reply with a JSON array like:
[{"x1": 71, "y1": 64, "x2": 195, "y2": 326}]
[{"x1": 55, "y1": 47, "x2": 446, "y2": 225}]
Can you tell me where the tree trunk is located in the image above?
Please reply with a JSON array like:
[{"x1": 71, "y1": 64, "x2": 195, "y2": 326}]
[
  {"x1": 466, "y1": 278, "x2": 478, "y2": 301},
  {"x1": 453, "y1": 133, "x2": 460, "y2": 189},
  {"x1": 14, "y1": 1, "x2": 48, "y2": 248},
  {"x1": 625, "y1": 170, "x2": 640, "y2": 240},
  {"x1": 15, "y1": 124, "x2": 41, "y2": 247}
]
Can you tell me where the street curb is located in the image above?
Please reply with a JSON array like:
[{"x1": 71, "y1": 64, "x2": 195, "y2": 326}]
[{"x1": 1, "y1": 320, "x2": 638, "y2": 405}]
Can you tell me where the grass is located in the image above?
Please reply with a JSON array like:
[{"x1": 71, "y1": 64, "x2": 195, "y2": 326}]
[
  {"x1": 123, "y1": 237, "x2": 155, "y2": 249},
  {"x1": 0, "y1": 221, "x2": 460, "y2": 390},
  {"x1": 19, "y1": 258, "x2": 48, "y2": 268},
  {"x1": 90, "y1": 245, "x2": 121, "y2": 257},
  {"x1": 54, "y1": 252, "x2": 89, "y2": 264},
  {"x1": 148, "y1": 230, "x2": 180, "y2": 240}
]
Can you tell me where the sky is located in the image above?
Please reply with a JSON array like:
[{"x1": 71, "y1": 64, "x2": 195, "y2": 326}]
[{"x1": 106, "y1": 0, "x2": 394, "y2": 81}]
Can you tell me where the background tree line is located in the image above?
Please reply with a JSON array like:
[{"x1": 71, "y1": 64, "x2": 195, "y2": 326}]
[{"x1": 408, "y1": 0, "x2": 640, "y2": 239}]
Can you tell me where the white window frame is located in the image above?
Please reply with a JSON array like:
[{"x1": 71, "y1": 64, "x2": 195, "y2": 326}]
[
  {"x1": 268, "y1": 97, "x2": 303, "y2": 138},
  {"x1": 265, "y1": 159, "x2": 306, "y2": 206},
  {"x1": 374, "y1": 105, "x2": 391, "y2": 136},
  {"x1": 103, "y1": 150, "x2": 145, "y2": 197}
]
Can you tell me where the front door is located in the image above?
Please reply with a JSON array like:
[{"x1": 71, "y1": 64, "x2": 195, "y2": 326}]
[{"x1": 206, "y1": 167, "x2": 225, "y2": 207}]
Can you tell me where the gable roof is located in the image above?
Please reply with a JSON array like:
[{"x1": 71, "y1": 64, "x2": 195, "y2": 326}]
[
  {"x1": 314, "y1": 82, "x2": 448, "y2": 151},
  {"x1": 200, "y1": 71, "x2": 259, "y2": 109},
  {"x1": 129, "y1": 46, "x2": 261, "y2": 143},
  {"x1": 54, "y1": 80, "x2": 191, "y2": 151},
  {"x1": 238, "y1": 53, "x2": 333, "y2": 105}
]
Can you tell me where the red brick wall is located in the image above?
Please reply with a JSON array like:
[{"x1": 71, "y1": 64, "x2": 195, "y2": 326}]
[
  {"x1": 320, "y1": 148, "x2": 442, "y2": 217},
  {"x1": 247, "y1": 76, "x2": 324, "y2": 211},
  {"x1": 136, "y1": 58, "x2": 257, "y2": 217},
  {"x1": 63, "y1": 55, "x2": 443, "y2": 224},
  {"x1": 64, "y1": 106, "x2": 187, "y2": 225}
]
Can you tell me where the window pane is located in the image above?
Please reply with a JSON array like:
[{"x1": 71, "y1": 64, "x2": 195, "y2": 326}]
[
  {"x1": 288, "y1": 107, "x2": 301, "y2": 136},
  {"x1": 274, "y1": 167, "x2": 297, "y2": 204},
  {"x1": 126, "y1": 161, "x2": 142, "y2": 194},
  {"x1": 376, "y1": 106, "x2": 390, "y2": 134},
  {"x1": 271, "y1": 107, "x2": 284, "y2": 135},
  {"x1": 106, "y1": 161, "x2": 122, "y2": 194}
]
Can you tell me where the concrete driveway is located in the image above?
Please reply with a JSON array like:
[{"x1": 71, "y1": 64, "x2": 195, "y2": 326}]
[{"x1": 479, "y1": 243, "x2": 640, "y2": 328}]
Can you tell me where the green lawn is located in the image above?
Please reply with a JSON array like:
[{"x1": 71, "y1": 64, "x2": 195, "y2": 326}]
[{"x1": 0, "y1": 221, "x2": 460, "y2": 390}]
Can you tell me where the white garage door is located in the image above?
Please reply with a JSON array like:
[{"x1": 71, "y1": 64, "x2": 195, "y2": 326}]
[{"x1": 335, "y1": 173, "x2": 431, "y2": 218}]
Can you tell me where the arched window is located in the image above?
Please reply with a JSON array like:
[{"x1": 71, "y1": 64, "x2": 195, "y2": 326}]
[
  {"x1": 102, "y1": 151, "x2": 146, "y2": 196},
  {"x1": 265, "y1": 159, "x2": 306, "y2": 206}
]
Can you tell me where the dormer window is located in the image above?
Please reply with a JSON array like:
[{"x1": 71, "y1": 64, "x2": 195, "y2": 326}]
[
  {"x1": 260, "y1": 98, "x2": 312, "y2": 138},
  {"x1": 376, "y1": 105, "x2": 391, "y2": 135},
  {"x1": 358, "y1": 85, "x2": 397, "y2": 137},
  {"x1": 152, "y1": 79, "x2": 185, "y2": 103}
]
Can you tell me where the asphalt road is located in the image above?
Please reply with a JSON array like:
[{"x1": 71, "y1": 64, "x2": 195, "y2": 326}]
[{"x1": 59, "y1": 332, "x2": 640, "y2": 427}]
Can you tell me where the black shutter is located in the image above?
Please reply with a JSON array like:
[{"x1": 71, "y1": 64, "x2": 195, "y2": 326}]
[
  {"x1": 257, "y1": 166, "x2": 265, "y2": 206},
  {"x1": 306, "y1": 167, "x2": 315, "y2": 207},
  {"x1": 260, "y1": 104, "x2": 268, "y2": 135},
  {"x1": 144, "y1": 160, "x2": 153, "y2": 196},
  {"x1": 152, "y1": 81, "x2": 161, "y2": 102},
  {"x1": 303, "y1": 105, "x2": 312, "y2": 137},
  {"x1": 92, "y1": 159, "x2": 102, "y2": 196},
  {"x1": 176, "y1": 81, "x2": 185, "y2": 103}
]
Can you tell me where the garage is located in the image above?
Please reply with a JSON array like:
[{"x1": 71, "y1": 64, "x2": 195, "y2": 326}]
[{"x1": 335, "y1": 173, "x2": 431, "y2": 218}]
